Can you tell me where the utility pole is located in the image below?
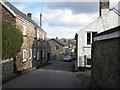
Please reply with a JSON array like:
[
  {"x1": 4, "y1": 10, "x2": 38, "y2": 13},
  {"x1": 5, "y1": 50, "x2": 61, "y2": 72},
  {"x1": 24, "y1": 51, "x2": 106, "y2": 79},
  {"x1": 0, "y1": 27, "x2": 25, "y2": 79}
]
[{"x1": 40, "y1": 13, "x2": 42, "y2": 28}]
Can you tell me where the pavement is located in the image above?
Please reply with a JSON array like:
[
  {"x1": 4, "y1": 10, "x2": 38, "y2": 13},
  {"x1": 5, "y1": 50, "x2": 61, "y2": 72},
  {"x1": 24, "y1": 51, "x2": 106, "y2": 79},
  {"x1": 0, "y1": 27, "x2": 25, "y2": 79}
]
[{"x1": 74, "y1": 70, "x2": 91, "y2": 88}]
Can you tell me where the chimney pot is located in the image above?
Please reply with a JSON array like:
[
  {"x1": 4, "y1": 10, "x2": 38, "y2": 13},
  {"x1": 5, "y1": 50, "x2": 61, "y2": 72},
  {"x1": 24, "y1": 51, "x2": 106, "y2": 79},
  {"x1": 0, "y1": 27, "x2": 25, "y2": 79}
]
[
  {"x1": 27, "y1": 13, "x2": 32, "y2": 19},
  {"x1": 99, "y1": 0, "x2": 109, "y2": 16}
]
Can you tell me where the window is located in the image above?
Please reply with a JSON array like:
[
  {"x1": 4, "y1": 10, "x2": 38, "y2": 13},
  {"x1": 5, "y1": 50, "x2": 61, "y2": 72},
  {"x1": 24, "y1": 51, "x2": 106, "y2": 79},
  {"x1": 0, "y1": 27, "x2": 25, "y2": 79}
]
[
  {"x1": 37, "y1": 33, "x2": 40, "y2": 40},
  {"x1": 29, "y1": 49, "x2": 32, "y2": 59},
  {"x1": 34, "y1": 30, "x2": 37, "y2": 38},
  {"x1": 87, "y1": 59, "x2": 91, "y2": 65},
  {"x1": 33, "y1": 48, "x2": 36, "y2": 59},
  {"x1": 37, "y1": 51, "x2": 39, "y2": 60},
  {"x1": 42, "y1": 50, "x2": 45, "y2": 58},
  {"x1": 87, "y1": 32, "x2": 97, "y2": 45},
  {"x1": 87, "y1": 33, "x2": 91, "y2": 45},
  {"x1": 42, "y1": 36, "x2": 44, "y2": 41},
  {"x1": 22, "y1": 25, "x2": 26, "y2": 35},
  {"x1": 23, "y1": 49, "x2": 27, "y2": 62},
  {"x1": 56, "y1": 45, "x2": 59, "y2": 50}
]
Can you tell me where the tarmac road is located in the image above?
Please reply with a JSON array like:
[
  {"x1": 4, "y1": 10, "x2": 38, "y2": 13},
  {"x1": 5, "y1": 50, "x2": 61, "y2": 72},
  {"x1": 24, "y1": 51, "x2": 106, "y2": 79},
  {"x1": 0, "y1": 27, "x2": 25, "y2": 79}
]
[{"x1": 3, "y1": 60, "x2": 84, "y2": 88}]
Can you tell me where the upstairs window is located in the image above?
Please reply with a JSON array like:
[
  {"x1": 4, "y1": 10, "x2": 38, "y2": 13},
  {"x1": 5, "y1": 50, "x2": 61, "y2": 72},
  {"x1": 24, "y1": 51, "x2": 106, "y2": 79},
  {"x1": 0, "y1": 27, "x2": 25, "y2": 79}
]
[
  {"x1": 87, "y1": 33, "x2": 91, "y2": 45},
  {"x1": 56, "y1": 45, "x2": 59, "y2": 50},
  {"x1": 34, "y1": 30, "x2": 37, "y2": 38},
  {"x1": 42, "y1": 36, "x2": 44, "y2": 41},
  {"x1": 22, "y1": 25, "x2": 26, "y2": 35},
  {"x1": 87, "y1": 32, "x2": 97, "y2": 45}
]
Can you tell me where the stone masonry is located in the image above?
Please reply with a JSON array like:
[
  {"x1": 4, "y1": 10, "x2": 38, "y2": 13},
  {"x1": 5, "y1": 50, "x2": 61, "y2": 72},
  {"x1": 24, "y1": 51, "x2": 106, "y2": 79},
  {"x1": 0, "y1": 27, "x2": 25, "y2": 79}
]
[{"x1": 1, "y1": 4, "x2": 16, "y2": 82}]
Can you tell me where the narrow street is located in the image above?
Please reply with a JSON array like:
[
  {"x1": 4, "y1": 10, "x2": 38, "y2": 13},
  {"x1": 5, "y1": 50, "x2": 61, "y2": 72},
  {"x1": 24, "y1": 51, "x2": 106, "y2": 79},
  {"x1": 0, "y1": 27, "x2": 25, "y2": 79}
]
[{"x1": 3, "y1": 60, "x2": 85, "y2": 88}]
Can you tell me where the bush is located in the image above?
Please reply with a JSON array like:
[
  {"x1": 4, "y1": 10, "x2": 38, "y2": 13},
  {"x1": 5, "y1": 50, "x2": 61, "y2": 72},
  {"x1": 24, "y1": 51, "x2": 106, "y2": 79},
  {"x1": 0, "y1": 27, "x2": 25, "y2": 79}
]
[{"x1": 2, "y1": 21, "x2": 23, "y2": 59}]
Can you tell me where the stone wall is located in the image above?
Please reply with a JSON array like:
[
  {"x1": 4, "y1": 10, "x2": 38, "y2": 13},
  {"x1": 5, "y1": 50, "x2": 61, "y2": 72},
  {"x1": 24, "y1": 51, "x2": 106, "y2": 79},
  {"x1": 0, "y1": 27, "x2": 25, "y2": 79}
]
[
  {"x1": 2, "y1": 59, "x2": 16, "y2": 82},
  {"x1": 1, "y1": 4, "x2": 16, "y2": 83},
  {"x1": 91, "y1": 26, "x2": 120, "y2": 88},
  {"x1": 15, "y1": 17, "x2": 34, "y2": 72},
  {"x1": 1, "y1": 4, "x2": 16, "y2": 25}
]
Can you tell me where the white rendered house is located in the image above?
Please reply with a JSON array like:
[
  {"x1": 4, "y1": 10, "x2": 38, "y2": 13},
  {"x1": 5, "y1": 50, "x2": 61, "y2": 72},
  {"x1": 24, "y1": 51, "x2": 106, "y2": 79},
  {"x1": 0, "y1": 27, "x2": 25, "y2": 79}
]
[{"x1": 75, "y1": 0, "x2": 120, "y2": 69}]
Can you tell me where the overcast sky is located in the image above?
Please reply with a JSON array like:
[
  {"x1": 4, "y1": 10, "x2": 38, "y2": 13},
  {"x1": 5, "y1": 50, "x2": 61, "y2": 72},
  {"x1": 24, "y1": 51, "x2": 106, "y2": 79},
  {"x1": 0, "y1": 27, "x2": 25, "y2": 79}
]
[{"x1": 8, "y1": 0, "x2": 120, "y2": 39}]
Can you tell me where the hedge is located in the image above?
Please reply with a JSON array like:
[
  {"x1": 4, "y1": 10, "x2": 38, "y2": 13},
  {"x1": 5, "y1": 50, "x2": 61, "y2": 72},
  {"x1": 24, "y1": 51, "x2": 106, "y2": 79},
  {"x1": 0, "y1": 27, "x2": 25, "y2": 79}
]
[{"x1": 2, "y1": 21, "x2": 23, "y2": 59}]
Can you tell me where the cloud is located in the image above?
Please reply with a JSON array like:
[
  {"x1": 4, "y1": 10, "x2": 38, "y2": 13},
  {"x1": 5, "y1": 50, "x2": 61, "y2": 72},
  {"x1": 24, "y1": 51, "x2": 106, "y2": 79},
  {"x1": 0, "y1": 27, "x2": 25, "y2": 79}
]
[
  {"x1": 43, "y1": 26, "x2": 81, "y2": 39},
  {"x1": 110, "y1": 0, "x2": 120, "y2": 9},
  {"x1": 45, "y1": 2, "x2": 98, "y2": 14},
  {"x1": 41, "y1": 9, "x2": 98, "y2": 27},
  {"x1": 33, "y1": 8, "x2": 98, "y2": 39},
  {"x1": 11, "y1": 0, "x2": 120, "y2": 39}
]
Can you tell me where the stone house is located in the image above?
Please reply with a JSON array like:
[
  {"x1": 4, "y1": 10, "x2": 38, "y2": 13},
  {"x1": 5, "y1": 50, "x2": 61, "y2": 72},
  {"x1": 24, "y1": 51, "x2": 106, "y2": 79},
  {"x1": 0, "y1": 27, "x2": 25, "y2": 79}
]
[
  {"x1": 75, "y1": 0, "x2": 120, "y2": 70},
  {"x1": 1, "y1": 0, "x2": 47, "y2": 81},
  {"x1": 32, "y1": 27, "x2": 48, "y2": 69},
  {"x1": 48, "y1": 38, "x2": 69, "y2": 60}
]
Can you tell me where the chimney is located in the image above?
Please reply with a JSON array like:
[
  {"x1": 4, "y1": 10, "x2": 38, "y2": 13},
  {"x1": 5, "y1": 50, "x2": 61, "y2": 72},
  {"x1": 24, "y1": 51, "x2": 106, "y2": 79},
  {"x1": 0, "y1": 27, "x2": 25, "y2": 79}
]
[
  {"x1": 56, "y1": 37, "x2": 58, "y2": 39},
  {"x1": 40, "y1": 13, "x2": 42, "y2": 28},
  {"x1": 99, "y1": 0, "x2": 110, "y2": 16},
  {"x1": 27, "y1": 13, "x2": 32, "y2": 19}
]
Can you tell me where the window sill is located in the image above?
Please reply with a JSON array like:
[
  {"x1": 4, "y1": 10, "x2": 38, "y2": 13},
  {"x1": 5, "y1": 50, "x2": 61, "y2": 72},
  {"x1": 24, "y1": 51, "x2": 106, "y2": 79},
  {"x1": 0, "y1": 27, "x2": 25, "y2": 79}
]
[
  {"x1": 22, "y1": 59, "x2": 26, "y2": 63},
  {"x1": 23, "y1": 34, "x2": 27, "y2": 37},
  {"x1": 83, "y1": 45, "x2": 91, "y2": 48},
  {"x1": 29, "y1": 58, "x2": 32, "y2": 60}
]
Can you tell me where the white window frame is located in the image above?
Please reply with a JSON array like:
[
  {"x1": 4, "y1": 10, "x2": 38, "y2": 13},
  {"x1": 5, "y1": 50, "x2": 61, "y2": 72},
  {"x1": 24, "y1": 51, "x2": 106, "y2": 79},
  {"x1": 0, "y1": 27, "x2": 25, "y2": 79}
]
[
  {"x1": 42, "y1": 50, "x2": 45, "y2": 58},
  {"x1": 37, "y1": 33, "x2": 40, "y2": 40},
  {"x1": 86, "y1": 32, "x2": 97, "y2": 45},
  {"x1": 86, "y1": 32, "x2": 92, "y2": 45},
  {"x1": 33, "y1": 48, "x2": 36, "y2": 59},
  {"x1": 55, "y1": 45, "x2": 59, "y2": 50},
  {"x1": 22, "y1": 25, "x2": 26, "y2": 35},
  {"x1": 29, "y1": 49, "x2": 32, "y2": 59},
  {"x1": 42, "y1": 36, "x2": 44, "y2": 41},
  {"x1": 22, "y1": 49, "x2": 27, "y2": 62},
  {"x1": 37, "y1": 51, "x2": 40, "y2": 60},
  {"x1": 34, "y1": 30, "x2": 37, "y2": 38}
]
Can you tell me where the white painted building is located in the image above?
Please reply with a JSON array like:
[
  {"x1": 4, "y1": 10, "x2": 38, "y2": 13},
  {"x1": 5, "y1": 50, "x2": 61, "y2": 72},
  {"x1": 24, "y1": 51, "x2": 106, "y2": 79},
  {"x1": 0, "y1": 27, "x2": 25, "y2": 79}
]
[{"x1": 75, "y1": 0, "x2": 120, "y2": 69}]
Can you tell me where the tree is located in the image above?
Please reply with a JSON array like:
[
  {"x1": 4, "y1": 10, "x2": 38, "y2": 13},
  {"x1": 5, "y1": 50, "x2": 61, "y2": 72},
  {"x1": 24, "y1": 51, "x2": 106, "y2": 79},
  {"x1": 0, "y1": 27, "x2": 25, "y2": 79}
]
[{"x1": 2, "y1": 21, "x2": 23, "y2": 59}]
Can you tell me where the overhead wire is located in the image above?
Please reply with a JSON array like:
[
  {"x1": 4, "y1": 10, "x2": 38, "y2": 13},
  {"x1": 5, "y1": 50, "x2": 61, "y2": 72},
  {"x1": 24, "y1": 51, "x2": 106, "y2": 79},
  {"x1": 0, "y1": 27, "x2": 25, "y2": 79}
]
[{"x1": 40, "y1": 0, "x2": 44, "y2": 14}]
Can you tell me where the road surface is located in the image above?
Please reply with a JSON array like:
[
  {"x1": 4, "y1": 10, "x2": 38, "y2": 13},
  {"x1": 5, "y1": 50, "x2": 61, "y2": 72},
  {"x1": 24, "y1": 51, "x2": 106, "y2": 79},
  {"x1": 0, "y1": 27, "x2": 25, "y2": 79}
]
[{"x1": 3, "y1": 60, "x2": 84, "y2": 88}]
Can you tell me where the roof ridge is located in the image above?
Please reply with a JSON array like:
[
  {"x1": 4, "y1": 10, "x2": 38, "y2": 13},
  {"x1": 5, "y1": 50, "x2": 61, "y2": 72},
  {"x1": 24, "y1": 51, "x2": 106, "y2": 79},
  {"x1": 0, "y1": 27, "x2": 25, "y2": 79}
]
[
  {"x1": 2, "y1": 0, "x2": 44, "y2": 31},
  {"x1": 112, "y1": 7, "x2": 120, "y2": 16},
  {"x1": 51, "y1": 39, "x2": 68, "y2": 46}
]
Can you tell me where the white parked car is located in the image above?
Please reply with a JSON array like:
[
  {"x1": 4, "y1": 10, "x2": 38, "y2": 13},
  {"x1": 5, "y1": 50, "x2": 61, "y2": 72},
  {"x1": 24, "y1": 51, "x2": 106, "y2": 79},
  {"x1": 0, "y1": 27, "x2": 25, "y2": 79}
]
[{"x1": 63, "y1": 55, "x2": 72, "y2": 62}]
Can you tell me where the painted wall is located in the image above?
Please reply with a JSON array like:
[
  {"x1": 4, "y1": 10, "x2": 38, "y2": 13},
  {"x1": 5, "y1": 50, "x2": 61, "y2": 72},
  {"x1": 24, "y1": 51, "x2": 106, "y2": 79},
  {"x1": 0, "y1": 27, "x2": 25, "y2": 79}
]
[{"x1": 77, "y1": 10, "x2": 120, "y2": 68}]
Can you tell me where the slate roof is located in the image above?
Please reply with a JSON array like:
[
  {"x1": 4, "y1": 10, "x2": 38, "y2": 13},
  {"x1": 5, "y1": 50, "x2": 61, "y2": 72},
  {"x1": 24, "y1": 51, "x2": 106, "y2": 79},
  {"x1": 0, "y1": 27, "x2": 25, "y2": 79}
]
[
  {"x1": 95, "y1": 26, "x2": 120, "y2": 37},
  {"x1": 3, "y1": 1, "x2": 42, "y2": 29},
  {"x1": 50, "y1": 39, "x2": 68, "y2": 46}
]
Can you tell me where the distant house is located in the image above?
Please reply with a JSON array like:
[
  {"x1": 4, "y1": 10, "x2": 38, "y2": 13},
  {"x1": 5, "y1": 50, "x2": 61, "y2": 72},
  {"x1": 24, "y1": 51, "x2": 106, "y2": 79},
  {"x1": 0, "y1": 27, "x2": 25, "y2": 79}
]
[
  {"x1": 48, "y1": 38, "x2": 70, "y2": 60},
  {"x1": 46, "y1": 41, "x2": 51, "y2": 61},
  {"x1": 75, "y1": 0, "x2": 120, "y2": 70},
  {"x1": 1, "y1": 0, "x2": 47, "y2": 74}
]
